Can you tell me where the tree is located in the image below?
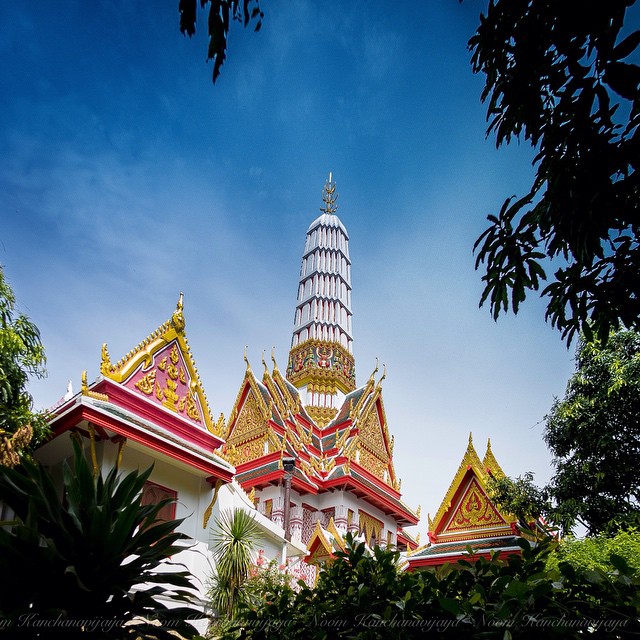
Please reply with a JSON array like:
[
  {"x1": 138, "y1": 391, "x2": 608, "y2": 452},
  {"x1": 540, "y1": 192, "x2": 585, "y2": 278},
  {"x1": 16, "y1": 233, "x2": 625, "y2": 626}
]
[
  {"x1": 209, "y1": 508, "x2": 262, "y2": 620},
  {"x1": 0, "y1": 265, "x2": 48, "y2": 466},
  {"x1": 0, "y1": 437, "x2": 203, "y2": 639},
  {"x1": 545, "y1": 528, "x2": 640, "y2": 576},
  {"x1": 544, "y1": 330, "x2": 640, "y2": 534},
  {"x1": 471, "y1": 1, "x2": 640, "y2": 344},
  {"x1": 179, "y1": 0, "x2": 263, "y2": 83},
  {"x1": 487, "y1": 471, "x2": 552, "y2": 529}
]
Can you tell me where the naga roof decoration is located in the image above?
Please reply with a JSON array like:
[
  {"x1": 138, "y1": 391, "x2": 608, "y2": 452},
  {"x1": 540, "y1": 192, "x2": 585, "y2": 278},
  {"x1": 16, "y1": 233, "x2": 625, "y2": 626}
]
[{"x1": 99, "y1": 294, "x2": 221, "y2": 436}]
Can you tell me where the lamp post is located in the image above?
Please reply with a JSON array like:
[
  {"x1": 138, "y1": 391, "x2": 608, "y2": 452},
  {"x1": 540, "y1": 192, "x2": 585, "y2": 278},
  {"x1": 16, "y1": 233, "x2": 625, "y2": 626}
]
[{"x1": 282, "y1": 456, "x2": 296, "y2": 541}]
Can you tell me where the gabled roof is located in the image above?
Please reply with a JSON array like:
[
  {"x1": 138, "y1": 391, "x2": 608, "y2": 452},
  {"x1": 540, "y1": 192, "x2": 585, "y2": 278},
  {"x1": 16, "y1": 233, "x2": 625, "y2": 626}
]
[
  {"x1": 407, "y1": 435, "x2": 521, "y2": 571},
  {"x1": 43, "y1": 295, "x2": 233, "y2": 483},
  {"x1": 99, "y1": 294, "x2": 222, "y2": 436},
  {"x1": 306, "y1": 518, "x2": 346, "y2": 565},
  {"x1": 428, "y1": 433, "x2": 512, "y2": 539}
]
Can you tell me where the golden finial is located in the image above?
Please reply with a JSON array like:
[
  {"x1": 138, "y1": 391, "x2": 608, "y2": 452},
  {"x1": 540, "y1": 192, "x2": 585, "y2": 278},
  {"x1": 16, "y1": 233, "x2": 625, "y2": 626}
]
[
  {"x1": 320, "y1": 172, "x2": 338, "y2": 215},
  {"x1": 244, "y1": 346, "x2": 252, "y2": 372},
  {"x1": 487, "y1": 437, "x2": 492, "y2": 451},
  {"x1": 376, "y1": 364, "x2": 386, "y2": 388},
  {"x1": 416, "y1": 504, "x2": 422, "y2": 519},
  {"x1": 100, "y1": 343, "x2": 112, "y2": 374},
  {"x1": 468, "y1": 432, "x2": 474, "y2": 446},
  {"x1": 261, "y1": 350, "x2": 268, "y2": 374},
  {"x1": 368, "y1": 358, "x2": 379, "y2": 383},
  {"x1": 416, "y1": 532, "x2": 421, "y2": 544},
  {"x1": 81, "y1": 370, "x2": 89, "y2": 394},
  {"x1": 172, "y1": 292, "x2": 185, "y2": 333},
  {"x1": 271, "y1": 347, "x2": 279, "y2": 371}
]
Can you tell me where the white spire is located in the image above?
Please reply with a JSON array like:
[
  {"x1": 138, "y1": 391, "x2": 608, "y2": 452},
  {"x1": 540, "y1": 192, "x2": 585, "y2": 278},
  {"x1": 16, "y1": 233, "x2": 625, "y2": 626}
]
[
  {"x1": 286, "y1": 175, "x2": 356, "y2": 422},
  {"x1": 291, "y1": 175, "x2": 352, "y2": 353}
]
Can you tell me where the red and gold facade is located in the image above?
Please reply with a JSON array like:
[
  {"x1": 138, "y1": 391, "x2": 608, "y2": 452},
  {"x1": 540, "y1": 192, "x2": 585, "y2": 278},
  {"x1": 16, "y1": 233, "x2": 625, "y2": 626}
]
[{"x1": 407, "y1": 435, "x2": 528, "y2": 569}]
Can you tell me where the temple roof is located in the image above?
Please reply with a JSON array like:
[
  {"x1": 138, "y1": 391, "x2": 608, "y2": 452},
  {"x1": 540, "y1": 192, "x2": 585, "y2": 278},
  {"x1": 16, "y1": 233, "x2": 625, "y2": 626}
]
[
  {"x1": 428, "y1": 433, "x2": 512, "y2": 538},
  {"x1": 407, "y1": 535, "x2": 522, "y2": 567}
]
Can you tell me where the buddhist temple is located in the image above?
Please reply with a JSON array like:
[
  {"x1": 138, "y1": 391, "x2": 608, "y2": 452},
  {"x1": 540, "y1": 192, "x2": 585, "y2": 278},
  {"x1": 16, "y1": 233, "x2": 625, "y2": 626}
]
[
  {"x1": 219, "y1": 175, "x2": 419, "y2": 579},
  {"x1": 406, "y1": 434, "x2": 531, "y2": 569}
]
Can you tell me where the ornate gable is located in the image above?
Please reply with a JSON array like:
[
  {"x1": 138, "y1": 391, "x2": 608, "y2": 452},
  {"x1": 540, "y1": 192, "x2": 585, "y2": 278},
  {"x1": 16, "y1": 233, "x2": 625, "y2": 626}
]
[
  {"x1": 99, "y1": 294, "x2": 219, "y2": 434},
  {"x1": 223, "y1": 358, "x2": 274, "y2": 465},
  {"x1": 346, "y1": 371, "x2": 397, "y2": 488},
  {"x1": 428, "y1": 434, "x2": 514, "y2": 543},
  {"x1": 306, "y1": 518, "x2": 346, "y2": 565},
  {"x1": 441, "y1": 476, "x2": 507, "y2": 534}
]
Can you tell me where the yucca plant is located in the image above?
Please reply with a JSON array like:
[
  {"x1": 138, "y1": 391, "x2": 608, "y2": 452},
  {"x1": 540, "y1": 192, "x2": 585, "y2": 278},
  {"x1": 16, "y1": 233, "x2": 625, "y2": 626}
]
[
  {"x1": 209, "y1": 508, "x2": 262, "y2": 619},
  {"x1": 0, "y1": 437, "x2": 203, "y2": 639}
]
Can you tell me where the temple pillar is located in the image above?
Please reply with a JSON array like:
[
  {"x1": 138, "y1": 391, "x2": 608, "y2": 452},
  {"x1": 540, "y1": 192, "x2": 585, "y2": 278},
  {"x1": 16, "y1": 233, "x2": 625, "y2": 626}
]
[
  {"x1": 272, "y1": 496, "x2": 284, "y2": 529},
  {"x1": 334, "y1": 504, "x2": 348, "y2": 535},
  {"x1": 290, "y1": 505, "x2": 304, "y2": 543}
]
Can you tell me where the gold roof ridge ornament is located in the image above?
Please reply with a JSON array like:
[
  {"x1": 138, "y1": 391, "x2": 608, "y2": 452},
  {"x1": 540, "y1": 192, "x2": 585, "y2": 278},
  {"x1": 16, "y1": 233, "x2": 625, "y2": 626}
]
[
  {"x1": 368, "y1": 358, "x2": 379, "y2": 384},
  {"x1": 171, "y1": 292, "x2": 185, "y2": 333},
  {"x1": 320, "y1": 172, "x2": 338, "y2": 215}
]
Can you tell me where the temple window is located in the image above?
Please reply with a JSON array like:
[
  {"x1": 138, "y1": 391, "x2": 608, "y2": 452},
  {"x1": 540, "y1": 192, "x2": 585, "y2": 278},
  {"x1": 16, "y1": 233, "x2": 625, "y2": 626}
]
[{"x1": 140, "y1": 481, "x2": 177, "y2": 525}]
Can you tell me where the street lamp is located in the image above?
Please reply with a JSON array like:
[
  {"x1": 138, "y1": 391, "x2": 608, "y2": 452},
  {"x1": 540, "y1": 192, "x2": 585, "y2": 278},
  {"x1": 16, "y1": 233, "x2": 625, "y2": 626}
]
[{"x1": 282, "y1": 456, "x2": 296, "y2": 541}]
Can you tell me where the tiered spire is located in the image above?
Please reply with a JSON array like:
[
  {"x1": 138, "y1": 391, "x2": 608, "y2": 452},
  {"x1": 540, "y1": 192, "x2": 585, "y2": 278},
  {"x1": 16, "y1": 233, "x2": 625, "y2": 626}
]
[{"x1": 286, "y1": 174, "x2": 355, "y2": 425}]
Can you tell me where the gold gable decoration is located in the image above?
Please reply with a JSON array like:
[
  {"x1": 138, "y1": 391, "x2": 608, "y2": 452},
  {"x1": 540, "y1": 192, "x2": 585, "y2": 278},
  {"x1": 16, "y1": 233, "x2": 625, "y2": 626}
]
[
  {"x1": 430, "y1": 433, "x2": 485, "y2": 532},
  {"x1": 443, "y1": 477, "x2": 507, "y2": 532},
  {"x1": 430, "y1": 433, "x2": 516, "y2": 539},
  {"x1": 98, "y1": 294, "x2": 219, "y2": 435},
  {"x1": 482, "y1": 438, "x2": 506, "y2": 478},
  {"x1": 225, "y1": 390, "x2": 270, "y2": 465}
]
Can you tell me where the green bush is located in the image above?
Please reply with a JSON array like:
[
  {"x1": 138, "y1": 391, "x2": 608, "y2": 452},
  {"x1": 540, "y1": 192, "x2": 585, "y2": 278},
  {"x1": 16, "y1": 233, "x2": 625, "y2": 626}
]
[{"x1": 225, "y1": 533, "x2": 640, "y2": 639}]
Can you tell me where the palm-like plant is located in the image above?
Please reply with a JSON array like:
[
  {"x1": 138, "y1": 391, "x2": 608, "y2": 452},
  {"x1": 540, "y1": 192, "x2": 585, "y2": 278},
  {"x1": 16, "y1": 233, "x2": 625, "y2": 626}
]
[
  {"x1": 0, "y1": 437, "x2": 202, "y2": 639},
  {"x1": 209, "y1": 508, "x2": 262, "y2": 619}
]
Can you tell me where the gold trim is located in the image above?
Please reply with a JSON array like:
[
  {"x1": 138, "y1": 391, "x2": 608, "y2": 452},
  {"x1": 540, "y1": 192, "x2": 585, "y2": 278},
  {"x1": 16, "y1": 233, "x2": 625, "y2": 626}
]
[
  {"x1": 202, "y1": 479, "x2": 224, "y2": 529},
  {"x1": 81, "y1": 370, "x2": 109, "y2": 402}
]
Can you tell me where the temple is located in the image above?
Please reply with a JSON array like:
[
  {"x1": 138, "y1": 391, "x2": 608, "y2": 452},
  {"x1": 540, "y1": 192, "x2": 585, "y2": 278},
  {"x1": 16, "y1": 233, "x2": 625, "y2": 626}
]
[
  {"x1": 406, "y1": 434, "x2": 532, "y2": 569},
  {"x1": 220, "y1": 175, "x2": 419, "y2": 574},
  {"x1": 33, "y1": 174, "x2": 532, "y2": 602}
]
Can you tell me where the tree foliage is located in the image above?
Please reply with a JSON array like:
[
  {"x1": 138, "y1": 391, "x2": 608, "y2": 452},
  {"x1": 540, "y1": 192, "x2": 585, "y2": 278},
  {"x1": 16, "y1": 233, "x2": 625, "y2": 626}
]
[
  {"x1": 471, "y1": 0, "x2": 640, "y2": 344},
  {"x1": 179, "y1": 0, "x2": 263, "y2": 83},
  {"x1": 223, "y1": 533, "x2": 640, "y2": 639},
  {"x1": 546, "y1": 528, "x2": 640, "y2": 576},
  {"x1": 544, "y1": 329, "x2": 640, "y2": 535},
  {"x1": 0, "y1": 437, "x2": 203, "y2": 639},
  {"x1": 487, "y1": 472, "x2": 552, "y2": 527},
  {"x1": 0, "y1": 265, "x2": 48, "y2": 466}
]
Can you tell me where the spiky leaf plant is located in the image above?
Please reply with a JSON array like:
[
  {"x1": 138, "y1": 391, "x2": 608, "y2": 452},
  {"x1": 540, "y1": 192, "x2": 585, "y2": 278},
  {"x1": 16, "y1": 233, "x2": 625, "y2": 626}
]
[
  {"x1": 0, "y1": 437, "x2": 203, "y2": 639},
  {"x1": 209, "y1": 508, "x2": 261, "y2": 619}
]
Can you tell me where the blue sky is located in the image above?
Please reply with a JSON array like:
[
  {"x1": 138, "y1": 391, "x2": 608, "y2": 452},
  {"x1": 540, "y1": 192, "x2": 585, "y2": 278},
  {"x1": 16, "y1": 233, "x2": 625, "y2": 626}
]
[{"x1": 1, "y1": 1, "x2": 576, "y2": 533}]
